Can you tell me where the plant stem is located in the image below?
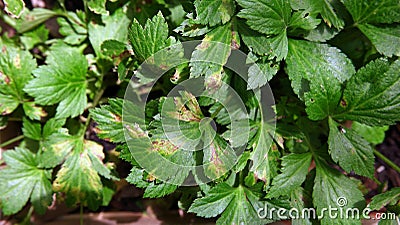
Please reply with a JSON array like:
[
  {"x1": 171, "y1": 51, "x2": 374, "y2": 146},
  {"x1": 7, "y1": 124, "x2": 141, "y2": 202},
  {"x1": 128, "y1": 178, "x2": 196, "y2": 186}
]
[
  {"x1": 21, "y1": 206, "x2": 34, "y2": 225},
  {"x1": 374, "y1": 149, "x2": 400, "y2": 174},
  {"x1": 80, "y1": 204, "x2": 84, "y2": 225},
  {"x1": 0, "y1": 135, "x2": 24, "y2": 148}
]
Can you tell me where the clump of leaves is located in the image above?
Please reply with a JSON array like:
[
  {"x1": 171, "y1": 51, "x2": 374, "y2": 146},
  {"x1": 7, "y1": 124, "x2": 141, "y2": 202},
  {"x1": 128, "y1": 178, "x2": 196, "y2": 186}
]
[{"x1": 0, "y1": 0, "x2": 400, "y2": 224}]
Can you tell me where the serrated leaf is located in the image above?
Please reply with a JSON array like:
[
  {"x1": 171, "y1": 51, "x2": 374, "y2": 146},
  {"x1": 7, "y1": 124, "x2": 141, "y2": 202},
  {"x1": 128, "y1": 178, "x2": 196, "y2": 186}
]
[
  {"x1": 24, "y1": 44, "x2": 88, "y2": 118},
  {"x1": 88, "y1": 7, "x2": 130, "y2": 57},
  {"x1": 238, "y1": 22, "x2": 271, "y2": 56},
  {"x1": 289, "y1": 10, "x2": 321, "y2": 31},
  {"x1": 0, "y1": 148, "x2": 52, "y2": 215},
  {"x1": 194, "y1": 0, "x2": 235, "y2": 26},
  {"x1": 313, "y1": 159, "x2": 365, "y2": 225},
  {"x1": 328, "y1": 118, "x2": 374, "y2": 177},
  {"x1": 358, "y1": 24, "x2": 400, "y2": 57},
  {"x1": 286, "y1": 39, "x2": 355, "y2": 100},
  {"x1": 269, "y1": 30, "x2": 288, "y2": 60},
  {"x1": 53, "y1": 140, "x2": 113, "y2": 210},
  {"x1": 129, "y1": 12, "x2": 173, "y2": 62},
  {"x1": 144, "y1": 182, "x2": 178, "y2": 198},
  {"x1": 189, "y1": 183, "x2": 269, "y2": 225},
  {"x1": 58, "y1": 12, "x2": 87, "y2": 45},
  {"x1": 22, "y1": 117, "x2": 41, "y2": 141},
  {"x1": 369, "y1": 188, "x2": 400, "y2": 211},
  {"x1": 0, "y1": 45, "x2": 37, "y2": 116},
  {"x1": 268, "y1": 152, "x2": 312, "y2": 198},
  {"x1": 334, "y1": 59, "x2": 400, "y2": 126},
  {"x1": 310, "y1": 0, "x2": 344, "y2": 28},
  {"x1": 90, "y1": 98, "x2": 124, "y2": 143},
  {"x1": 341, "y1": 0, "x2": 400, "y2": 24},
  {"x1": 247, "y1": 54, "x2": 279, "y2": 89},
  {"x1": 3, "y1": 0, "x2": 25, "y2": 18},
  {"x1": 236, "y1": 0, "x2": 291, "y2": 35}
]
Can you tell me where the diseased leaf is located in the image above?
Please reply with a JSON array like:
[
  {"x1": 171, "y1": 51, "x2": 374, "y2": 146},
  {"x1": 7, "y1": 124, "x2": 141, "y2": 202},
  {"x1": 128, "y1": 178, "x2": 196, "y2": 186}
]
[
  {"x1": 310, "y1": 0, "x2": 344, "y2": 28},
  {"x1": 22, "y1": 102, "x2": 46, "y2": 121},
  {"x1": 358, "y1": 24, "x2": 400, "y2": 57},
  {"x1": 247, "y1": 53, "x2": 279, "y2": 89},
  {"x1": 24, "y1": 44, "x2": 88, "y2": 118},
  {"x1": 90, "y1": 98, "x2": 124, "y2": 143},
  {"x1": 268, "y1": 152, "x2": 312, "y2": 198},
  {"x1": 190, "y1": 23, "x2": 233, "y2": 89},
  {"x1": 334, "y1": 59, "x2": 400, "y2": 126},
  {"x1": 53, "y1": 140, "x2": 114, "y2": 210},
  {"x1": 250, "y1": 122, "x2": 280, "y2": 185},
  {"x1": 0, "y1": 45, "x2": 37, "y2": 116},
  {"x1": 87, "y1": 0, "x2": 108, "y2": 15},
  {"x1": 328, "y1": 118, "x2": 374, "y2": 178},
  {"x1": 3, "y1": 0, "x2": 25, "y2": 18},
  {"x1": 194, "y1": 0, "x2": 235, "y2": 26},
  {"x1": 0, "y1": 148, "x2": 52, "y2": 215}
]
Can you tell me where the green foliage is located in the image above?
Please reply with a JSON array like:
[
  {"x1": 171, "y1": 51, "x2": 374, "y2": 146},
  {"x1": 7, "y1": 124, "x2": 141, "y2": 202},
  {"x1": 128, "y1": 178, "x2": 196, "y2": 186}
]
[{"x1": 1, "y1": 0, "x2": 400, "y2": 224}]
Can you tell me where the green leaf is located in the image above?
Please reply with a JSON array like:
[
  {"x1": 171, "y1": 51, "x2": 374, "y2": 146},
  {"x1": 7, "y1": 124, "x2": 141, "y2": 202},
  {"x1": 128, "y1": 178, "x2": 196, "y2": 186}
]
[
  {"x1": 310, "y1": 0, "x2": 344, "y2": 28},
  {"x1": 90, "y1": 98, "x2": 124, "y2": 143},
  {"x1": 3, "y1": 0, "x2": 25, "y2": 18},
  {"x1": 53, "y1": 140, "x2": 113, "y2": 210},
  {"x1": 236, "y1": 0, "x2": 291, "y2": 35},
  {"x1": 0, "y1": 45, "x2": 37, "y2": 116},
  {"x1": 313, "y1": 159, "x2": 365, "y2": 225},
  {"x1": 22, "y1": 117, "x2": 41, "y2": 141},
  {"x1": 352, "y1": 122, "x2": 388, "y2": 145},
  {"x1": 247, "y1": 54, "x2": 279, "y2": 89},
  {"x1": 328, "y1": 118, "x2": 374, "y2": 177},
  {"x1": 129, "y1": 12, "x2": 173, "y2": 62},
  {"x1": 24, "y1": 44, "x2": 88, "y2": 118},
  {"x1": 58, "y1": 12, "x2": 87, "y2": 45},
  {"x1": 20, "y1": 24, "x2": 49, "y2": 50},
  {"x1": 39, "y1": 133, "x2": 81, "y2": 168},
  {"x1": 288, "y1": 10, "x2": 321, "y2": 31},
  {"x1": 101, "y1": 40, "x2": 127, "y2": 58},
  {"x1": 87, "y1": 0, "x2": 108, "y2": 15},
  {"x1": 174, "y1": 13, "x2": 213, "y2": 37},
  {"x1": 88, "y1": 7, "x2": 130, "y2": 57},
  {"x1": 341, "y1": 0, "x2": 400, "y2": 24},
  {"x1": 268, "y1": 152, "x2": 312, "y2": 198},
  {"x1": 369, "y1": 187, "x2": 400, "y2": 210},
  {"x1": 238, "y1": 22, "x2": 271, "y2": 56},
  {"x1": 304, "y1": 69, "x2": 342, "y2": 121},
  {"x1": 194, "y1": 0, "x2": 235, "y2": 26},
  {"x1": 286, "y1": 39, "x2": 355, "y2": 100},
  {"x1": 335, "y1": 59, "x2": 400, "y2": 126},
  {"x1": 144, "y1": 182, "x2": 178, "y2": 198},
  {"x1": 189, "y1": 183, "x2": 268, "y2": 225},
  {"x1": 0, "y1": 148, "x2": 52, "y2": 215},
  {"x1": 358, "y1": 24, "x2": 400, "y2": 57}
]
